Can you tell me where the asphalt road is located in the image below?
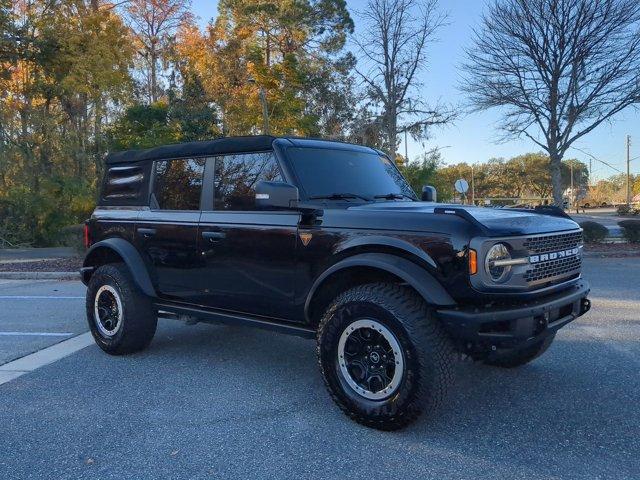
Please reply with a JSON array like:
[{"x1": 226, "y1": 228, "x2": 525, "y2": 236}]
[{"x1": 1, "y1": 258, "x2": 639, "y2": 479}]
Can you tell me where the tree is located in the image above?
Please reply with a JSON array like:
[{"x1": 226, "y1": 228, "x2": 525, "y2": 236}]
[
  {"x1": 302, "y1": 53, "x2": 359, "y2": 139},
  {"x1": 168, "y1": 71, "x2": 219, "y2": 141},
  {"x1": 107, "y1": 102, "x2": 178, "y2": 150},
  {"x1": 501, "y1": 156, "x2": 529, "y2": 198},
  {"x1": 126, "y1": 0, "x2": 190, "y2": 103},
  {"x1": 462, "y1": 0, "x2": 640, "y2": 206},
  {"x1": 353, "y1": 0, "x2": 454, "y2": 159},
  {"x1": 562, "y1": 158, "x2": 589, "y2": 192},
  {"x1": 176, "y1": 0, "x2": 354, "y2": 136},
  {"x1": 0, "y1": 0, "x2": 20, "y2": 67},
  {"x1": 0, "y1": 0, "x2": 133, "y2": 246},
  {"x1": 400, "y1": 149, "x2": 441, "y2": 195}
]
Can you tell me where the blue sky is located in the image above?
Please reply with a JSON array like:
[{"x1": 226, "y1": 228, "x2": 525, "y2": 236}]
[{"x1": 191, "y1": 0, "x2": 639, "y2": 180}]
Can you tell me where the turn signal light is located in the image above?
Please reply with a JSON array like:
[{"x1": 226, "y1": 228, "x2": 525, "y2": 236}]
[{"x1": 469, "y1": 249, "x2": 478, "y2": 275}]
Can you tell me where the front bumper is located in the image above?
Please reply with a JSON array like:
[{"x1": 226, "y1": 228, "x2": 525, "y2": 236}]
[{"x1": 437, "y1": 280, "x2": 590, "y2": 349}]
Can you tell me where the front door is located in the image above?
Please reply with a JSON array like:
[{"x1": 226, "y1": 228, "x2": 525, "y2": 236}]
[
  {"x1": 135, "y1": 157, "x2": 206, "y2": 302},
  {"x1": 195, "y1": 152, "x2": 299, "y2": 320}
]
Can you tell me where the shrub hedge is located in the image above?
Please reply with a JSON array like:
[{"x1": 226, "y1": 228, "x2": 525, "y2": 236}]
[
  {"x1": 618, "y1": 219, "x2": 640, "y2": 243},
  {"x1": 579, "y1": 221, "x2": 609, "y2": 243}
]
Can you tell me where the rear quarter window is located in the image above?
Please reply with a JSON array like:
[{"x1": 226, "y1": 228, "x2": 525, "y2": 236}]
[{"x1": 102, "y1": 165, "x2": 145, "y2": 201}]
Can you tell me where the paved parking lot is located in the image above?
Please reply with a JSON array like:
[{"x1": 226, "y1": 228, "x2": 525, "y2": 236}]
[{"x1": 1, "y1": 258, "x2": 639, "y2": 479}]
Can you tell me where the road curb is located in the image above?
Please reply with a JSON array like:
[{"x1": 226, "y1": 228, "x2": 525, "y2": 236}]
[
  {"x1": 0, "y1": 271, "x2": 80, "y2": 280},
  {"x1": 583, "y1": 250, "x2": 640, "y2": 258},
  {"x1": 0, "y1": 247, "x2": 76, "y2": 261}
]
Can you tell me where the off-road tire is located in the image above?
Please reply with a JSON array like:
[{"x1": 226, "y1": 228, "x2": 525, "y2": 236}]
[
  {"x1": 317, "y1": 283, "x2": 454, "y2": 431},
  {"x1": 86, "y1": 263, "x2": 157, "y2": 355},
  {"x1": 483, "y1": 334, "x2": 555, "y2": 368}
]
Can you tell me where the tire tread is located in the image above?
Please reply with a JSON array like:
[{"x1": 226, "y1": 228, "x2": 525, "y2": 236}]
[
  {"x1": 317, "y1": 283, "x2": 454, "y2": 430},
  {"x1": 86, "y1": 263, "x2": 157, "y2": 355}
]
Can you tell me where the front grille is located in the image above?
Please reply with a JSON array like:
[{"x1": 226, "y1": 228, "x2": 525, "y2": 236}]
[
  {"x1": 523, "y1": 231, "x2": 583, "y2": 254},
  {"x1": 523, "y1": 231, "x2": 583, "y2": 283},
  {"x1": 524, "y1": 255, "x2": 581, "y2": 282}
]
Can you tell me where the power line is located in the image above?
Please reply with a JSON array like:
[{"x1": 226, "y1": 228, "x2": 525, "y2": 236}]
[{"x1": 569, "y1": 145, "x2": 624, "y2": 175}]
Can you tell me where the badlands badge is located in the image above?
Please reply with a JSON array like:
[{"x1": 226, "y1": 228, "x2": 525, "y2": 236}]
[{"x1": 299, "y1": 232, "x2": 313, "y2": 246}]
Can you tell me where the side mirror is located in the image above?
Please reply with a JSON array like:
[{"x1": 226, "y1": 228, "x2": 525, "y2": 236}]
[
  {"x1": 255, "y1": 181, "x2": 299, "y2": 210},
  {"x1": 421, "y1": 185, "x2": 437, "y2": 202}
]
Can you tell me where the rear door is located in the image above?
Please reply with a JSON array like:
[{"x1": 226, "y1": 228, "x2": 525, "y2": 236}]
[
  {"x1": 135, "y1": 157, "x2": 206, "y2": 302},
  {"x1": 196, "y1": 152, "x2": 299, "y2": 320}
]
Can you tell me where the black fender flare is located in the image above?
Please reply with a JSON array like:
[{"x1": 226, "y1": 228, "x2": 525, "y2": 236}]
[
  {"x1": 304, "y1": 252, "x2": 456, "y2": 321},
  {"x1": 82, "y1": 238, "x2": 156, "y2": 297},
  {"x1": 334, "y1": 235, "x2": 438, "y2": 269}
]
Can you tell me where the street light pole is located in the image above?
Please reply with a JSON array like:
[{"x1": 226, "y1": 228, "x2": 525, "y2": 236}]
[
  {"x1": 627, "y1": 135, "x2": 631, "y2": 205},
  {"x1": 570, "y1": 161, "x2": 574, "y2": 208}
]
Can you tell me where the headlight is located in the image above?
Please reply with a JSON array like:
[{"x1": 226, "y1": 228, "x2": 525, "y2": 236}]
[{"x1": 485, "y1": 243, "x2": 511, "y2": 282}]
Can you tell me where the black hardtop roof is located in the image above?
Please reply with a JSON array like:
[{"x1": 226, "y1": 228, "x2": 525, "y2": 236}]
[{"x1": 104, "y1": 136, "x2": 379, "y2": 165}]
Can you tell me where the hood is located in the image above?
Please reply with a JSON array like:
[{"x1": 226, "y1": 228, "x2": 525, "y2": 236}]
[{"x1": 347, "y1": 202, "x2": 580, "y2": 236}]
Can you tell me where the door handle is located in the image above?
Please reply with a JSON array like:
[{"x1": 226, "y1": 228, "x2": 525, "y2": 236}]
[
  {"x1": 137, "y1": 228, "x2": 156, "y2": 238},
  {"x1": 202, "y1": 231, "x2": 226, "y2": 243}
]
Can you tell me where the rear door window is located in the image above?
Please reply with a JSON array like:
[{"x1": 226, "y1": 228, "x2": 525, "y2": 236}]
[{"x1": 153, "y1": 158, "x2": 205, "y2": 210}]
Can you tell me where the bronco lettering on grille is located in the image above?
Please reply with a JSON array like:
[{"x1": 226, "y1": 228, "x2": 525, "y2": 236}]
[{"x1": 529, "y1": 247, "x2": 580, "y2": 264}]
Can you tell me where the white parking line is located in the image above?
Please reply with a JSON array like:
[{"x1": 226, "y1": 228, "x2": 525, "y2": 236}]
[
  {"x1": 0, "y1": 332, "x2": 94, "y2": 386},
  {"x1": 0, "y1": 295, "x2": 84, "y2": 299},
  {"x1": 0, "y1": 331, "x2": 74, "y2": 337}
]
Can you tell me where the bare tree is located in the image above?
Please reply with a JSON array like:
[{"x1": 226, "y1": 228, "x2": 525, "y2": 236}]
[
  {"x1": 126, "y1": 0, "x2": 190, "y2": 103},
  {"x1": 353, "y1": 0, "x2": 455, "y2": 161},
  {"x1": 462, "y1": 0, "x2": 640, "y2": 205}
]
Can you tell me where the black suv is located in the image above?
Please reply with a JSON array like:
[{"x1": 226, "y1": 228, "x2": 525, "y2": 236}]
[{"x1": 82, "y1": 136, "x2": 591, "y2": 430}]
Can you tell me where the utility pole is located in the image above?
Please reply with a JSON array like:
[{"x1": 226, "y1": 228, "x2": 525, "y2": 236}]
[
  {"x1": 627, "y1": 135, "x2": 631, "y2": 205},
  {"x1": 471, "y1": 164, "x2": 475, "y2": 205}
]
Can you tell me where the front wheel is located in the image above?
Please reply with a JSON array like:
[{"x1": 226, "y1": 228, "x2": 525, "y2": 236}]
[
  {"x1": 86, "y1": 264, "x2": 157, "y2": 355},
  {"x1": 317, "y1": 283, "x2": 454, "y2": 430}
]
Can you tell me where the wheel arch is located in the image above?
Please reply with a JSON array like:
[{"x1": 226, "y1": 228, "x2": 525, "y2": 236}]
[
  {"x1": 82, "y1": 238, "x2": 156, "y2": 297},
  {"x1": 334, "y1": 235, "x2": 438, "y2": 269},
  {"x1": 305, "y1": 252, "x2": 456, "y2": 325}
]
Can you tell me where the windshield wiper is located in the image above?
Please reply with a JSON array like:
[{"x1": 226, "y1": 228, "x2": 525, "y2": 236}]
[
  {"x1": 373, "y1": 193, "x2": 416, "y2": 201},
  {"x1": 309, "y1": 193, "x2": 372, "y2": 202}
]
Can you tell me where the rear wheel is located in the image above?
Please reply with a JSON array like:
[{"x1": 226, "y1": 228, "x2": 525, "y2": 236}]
[
  {"x1": 86, "y1": 264, "x2": 157, "y2": 355},
  {"x1": 317, "y1": 283, "x2": 454, "y2": 430},
  {"x1": 483, "y1": 334, "x2": 555, "y2": 368}
]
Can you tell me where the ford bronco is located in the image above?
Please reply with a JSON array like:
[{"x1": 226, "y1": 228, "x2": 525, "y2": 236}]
[{"x1": 82, "y1": 136, "x2": 591, "y2": 430}]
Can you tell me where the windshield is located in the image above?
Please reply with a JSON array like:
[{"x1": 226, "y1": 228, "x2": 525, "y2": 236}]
[{"x1": 287, "y1": 147, "x2": 416, "y2": 201}]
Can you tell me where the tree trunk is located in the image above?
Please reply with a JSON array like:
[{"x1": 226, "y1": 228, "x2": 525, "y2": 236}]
[
  {"x1": 387, "y1": 110, "x2": 397, "y2": 162},
  {"x1": 549, "y1": 150, "x2": 563, "y2": 207},
  {"x1": 94, "y1": 96, "x2": 103, "y2": 183},
  {"x1": 150, "y1": 49, "x2": 158, "y2": 103}
]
